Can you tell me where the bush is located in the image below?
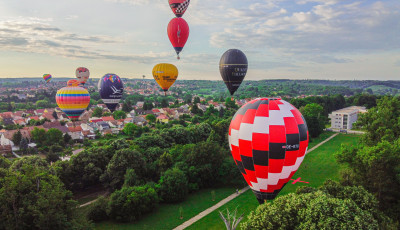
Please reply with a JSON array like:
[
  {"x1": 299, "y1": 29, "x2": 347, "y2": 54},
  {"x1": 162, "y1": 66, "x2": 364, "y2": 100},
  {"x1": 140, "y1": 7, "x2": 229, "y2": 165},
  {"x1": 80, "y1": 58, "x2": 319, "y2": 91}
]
[
  {"x1": 87, "y1": 196, "x2": 109, "y2": 222},
  {"x1": 107, "y1": 184, "x2": 159, "y2": 222},
  {"x1": 159, "y1": 168, "x2": 188, "y2": 203}
]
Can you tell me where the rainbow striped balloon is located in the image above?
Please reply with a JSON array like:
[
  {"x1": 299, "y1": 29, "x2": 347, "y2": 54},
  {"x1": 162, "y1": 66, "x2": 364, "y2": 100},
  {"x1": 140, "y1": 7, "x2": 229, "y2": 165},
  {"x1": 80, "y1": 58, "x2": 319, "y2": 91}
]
[
  {"x1": 43, "y1": 74, "x2": 52, "y2": 83},
  {"x1": 56, "y1": 85, "x2": 90, "y2": 121}
]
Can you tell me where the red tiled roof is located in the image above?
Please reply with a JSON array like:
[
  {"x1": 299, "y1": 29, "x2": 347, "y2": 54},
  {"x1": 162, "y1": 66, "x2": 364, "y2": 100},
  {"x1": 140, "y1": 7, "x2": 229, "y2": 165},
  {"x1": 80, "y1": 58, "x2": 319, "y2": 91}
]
[
  {"x1": 101, "y1": 116, "x2": 115, "y2": 121},
  {"x1": 68, "y1": 126, "x2": 83, "y2": 132}
]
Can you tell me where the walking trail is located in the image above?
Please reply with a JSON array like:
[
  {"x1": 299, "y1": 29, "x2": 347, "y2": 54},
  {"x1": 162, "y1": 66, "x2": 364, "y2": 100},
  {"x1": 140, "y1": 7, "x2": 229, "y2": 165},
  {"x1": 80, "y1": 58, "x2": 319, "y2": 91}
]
[{"x1": 173, "y1": 133, "x2": 339, "y2": 230}]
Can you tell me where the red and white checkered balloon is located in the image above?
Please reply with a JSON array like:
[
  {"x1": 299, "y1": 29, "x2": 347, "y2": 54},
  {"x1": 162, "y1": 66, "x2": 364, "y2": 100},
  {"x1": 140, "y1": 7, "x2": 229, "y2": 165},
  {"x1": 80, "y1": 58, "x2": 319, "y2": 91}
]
[{"x1": 229, "y1": 98, "x2": 309, "y2": 204}]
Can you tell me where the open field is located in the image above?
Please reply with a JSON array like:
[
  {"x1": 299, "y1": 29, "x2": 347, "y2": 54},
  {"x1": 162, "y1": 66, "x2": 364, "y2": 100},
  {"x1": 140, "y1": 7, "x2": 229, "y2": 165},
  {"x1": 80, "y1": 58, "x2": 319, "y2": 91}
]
[
  {"x1": 94, "y1": 187, "x2": 237, "y2": 230},
  {"x1": 187, "y1": 133, "x2": 360, "y2": 230}
]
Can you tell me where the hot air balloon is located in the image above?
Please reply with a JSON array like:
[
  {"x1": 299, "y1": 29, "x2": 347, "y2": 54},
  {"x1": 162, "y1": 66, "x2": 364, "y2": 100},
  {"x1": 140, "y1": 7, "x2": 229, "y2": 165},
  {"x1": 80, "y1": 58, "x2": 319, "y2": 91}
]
[
  {"x1": 76, "y1": 67, "x2": 90, "y2": 85},
  {"x1": 168, "y1": 17, "x2": 189, "y2": 60},
  {"x1": 229, "y1": 98, "x2": 309, "y2": 204},
  {"x1": 43, "y1": 74, "x2": 52, "y2": 83},
  {"x1": 56, "y1": 84, "x2": 90, "y2": 121},
  {"x1": 169, "y1": 0, "x2": 190, "y2": 17},
  {"x1": 219, "y1": 49, "x2": 248, "y2": 95},
  {"x1": 67, "y1": 79, "x2": 82, "y2": 87},
  {"x1": 152, "y1": 63, "x2": 178, "y2": 96},
  {"x1": 98, "y1": 73, "x2": 124, "y2": 112}
]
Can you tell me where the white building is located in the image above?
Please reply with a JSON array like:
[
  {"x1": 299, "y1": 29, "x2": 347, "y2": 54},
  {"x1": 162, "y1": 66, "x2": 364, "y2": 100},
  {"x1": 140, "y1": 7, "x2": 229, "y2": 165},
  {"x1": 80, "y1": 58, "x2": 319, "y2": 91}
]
[{"x1": 329, "y1": 106, "x2": 367, "y2": 130}]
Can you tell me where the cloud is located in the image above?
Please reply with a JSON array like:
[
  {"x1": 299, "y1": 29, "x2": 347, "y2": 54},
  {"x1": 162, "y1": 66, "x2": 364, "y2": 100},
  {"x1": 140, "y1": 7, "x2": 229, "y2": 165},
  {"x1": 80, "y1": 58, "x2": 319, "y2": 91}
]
[
  {"x1": 0, "y1": 17, "x2": 169, "y2": 63},
  {"x1": 205, "y1": 0, "x2": 400, "y2": 63}
]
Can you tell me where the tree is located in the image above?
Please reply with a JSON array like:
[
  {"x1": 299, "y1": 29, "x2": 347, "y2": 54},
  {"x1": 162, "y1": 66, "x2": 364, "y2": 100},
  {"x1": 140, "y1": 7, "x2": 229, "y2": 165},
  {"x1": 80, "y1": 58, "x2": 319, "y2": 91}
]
[
  {"x1": 46, "y1": 150, "x2": 60, "y2": 163},
  {"x1": 101, "y1": 149, "x2": 147, "y2": 190},
  {"x1": 300, "y1": 103, "x2": 325, "y2": 138},
  {"x1": 35, "y1": 100, "x2": 48, "y2": 108},
  {"x1": 191, "y1": 104, "x2": 203, "y2": 115},
  {"x1": 113, "y1": 110, "x2": 127, "y2": 120},
  {"x1": 92, "y1": 106, "x2": 103, "y2": 117},
  {"x1": 336, "y1": 140, "x2": 400, "y2": 219},
  {"x1": 45, "y1": 128, "x2": 64, "y2": 146},
  {"x1": 241, "y1": 180, "x2": 397, "y2": 230},
  {"x1": 193, "y1": 97, "x2": 200, "y2": 104},
  {"x1": 52, "y1": 111, "x2": 58, "y2": 120},
  {"x1": 31, "y1": 127, "x2": 46, "y2": 146},
  {"x1": 0, "y1": 161, "x2": 91, "y2": 229},
  {"x1": 87, "y1": 196, "x2": 109, "y2": 222},
  {"x1": 356, "y1": 96, "x2": 400, "y2": 145},
  {"x1": 20, "y1": 138, "x2": 28, "y2": 154},
  {"x1": 122, "y1": 101, "x2": 132, "y2": 113},
  {"x1": 123, "y1": 123, "x2": 138, "y2": 136},
  {"x1": 63, "y1": 133, "x2": 72, "y2": 144},
  {"x1": 107, "y1": 184, "x2": 159, "y2": 222},
  {"x1": 161, "y1": 98, "x2": 169, "y2": 108},
  {"x1": 146, "y1": 114, "x2": 156, "y2": 123},
  {"x1": 12, "y1": 130, "x2": 22, "y2": 146},
  {"x1": 123, "y1": 169, "x2": 142, "y2": 187},
  {"x1": 159, "y1": 168, "x2": 188, "y2": 203},
  {"x1": 225, "y1": 97, "x2": 237, "y2": 109}
]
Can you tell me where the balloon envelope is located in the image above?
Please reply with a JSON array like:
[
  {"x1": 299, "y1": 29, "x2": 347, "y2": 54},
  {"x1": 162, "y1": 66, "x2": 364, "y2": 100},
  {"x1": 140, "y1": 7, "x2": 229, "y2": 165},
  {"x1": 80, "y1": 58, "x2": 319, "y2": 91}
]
[
  {"x1": 169, "y1": 0, "x2": 190, "y2": 17},
  {"x1": 167, "y1": 17, "x2": 189, "y2": 59},
  {"x1": 98, "y1": 73, "x2": 124, "y2": 112},
  {"x1": 67, "y1": 79, "x2": 81, "y2": 87},
  {"x1": 229, "y1": 98, "x2": 309, "y2": 204},
  {"x1": 56, "y1": 86, "x2": 90, "y2": 121},
  {"x1": 152, "y1": 63, "x2": 178, "y2": 93},
  {"x1": 219, "y1": 49, "x2": 248, "y2": 95},
  {"x1": 76, "y1": 67, "x2": 90, "y2": 84},
  {"x1": 43, "y1": 74, "x2": 52, "y2": 83}
]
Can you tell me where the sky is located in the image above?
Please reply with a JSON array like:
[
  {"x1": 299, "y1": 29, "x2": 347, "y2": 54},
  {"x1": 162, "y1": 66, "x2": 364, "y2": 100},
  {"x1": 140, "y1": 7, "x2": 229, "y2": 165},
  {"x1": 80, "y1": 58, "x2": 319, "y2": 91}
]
[{"x1": 0, "y1": 0, "x2": 399, "y2": 80}]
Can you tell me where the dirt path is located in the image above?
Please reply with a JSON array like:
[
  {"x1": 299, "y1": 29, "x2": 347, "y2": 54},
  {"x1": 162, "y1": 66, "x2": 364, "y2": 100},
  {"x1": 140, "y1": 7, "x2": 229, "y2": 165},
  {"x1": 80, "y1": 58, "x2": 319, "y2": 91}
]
[
  {"x1": 173, "y1": 133, "x2": 340, "y2": 230},
  {"x1": 173, "y1": 186, "x2": 250, "y2": 230},
  {"x1": 307, "y1": 133, "x2": 339, "y2": 154}
]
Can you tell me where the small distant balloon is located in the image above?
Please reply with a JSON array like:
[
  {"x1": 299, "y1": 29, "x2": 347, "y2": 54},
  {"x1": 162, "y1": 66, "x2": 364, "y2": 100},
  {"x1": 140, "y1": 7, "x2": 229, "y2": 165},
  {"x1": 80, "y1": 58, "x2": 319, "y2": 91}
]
[
  {"x1": 67, "y1": 79, "x2": 82, "y2": 87},
  {"x1": 152, "y1": 63, "x2": 178, "y2": 95},
  {"x1": 76, "y1": 67, "x2": 90, "y2": 85},
  {"x1": 219, "y1": 49, "x2": 248, "y2": 95},
  {"x1": 169, "y1": 0, "x2": 190, "y2": 18},
  {"x1": 98, "y1": 73, "x2": 124, "y2": 112},
  {"x1": 43, "y1": 74, "x2": 52, "y2": 83}
]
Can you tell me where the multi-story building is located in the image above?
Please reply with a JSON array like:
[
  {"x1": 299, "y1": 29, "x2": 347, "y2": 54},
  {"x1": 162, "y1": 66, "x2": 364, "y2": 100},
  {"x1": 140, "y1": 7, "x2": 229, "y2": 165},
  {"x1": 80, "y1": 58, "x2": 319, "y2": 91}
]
[{"x1": 329, "y1": 106, "x2": 367, "y2": 130}]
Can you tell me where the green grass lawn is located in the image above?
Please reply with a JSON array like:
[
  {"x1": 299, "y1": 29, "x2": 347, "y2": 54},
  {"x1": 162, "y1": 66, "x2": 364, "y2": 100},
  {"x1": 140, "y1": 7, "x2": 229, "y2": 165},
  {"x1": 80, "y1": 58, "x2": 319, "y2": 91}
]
[
  {"x1": 308, "y1": 131, "x2": 335, "y2": 149},
  {"x1": 187, "y1": 133, "x2": 360, "y2": 230},
  {"x1": 94, "y1": 187, "x2": 237, "y2": 230}
]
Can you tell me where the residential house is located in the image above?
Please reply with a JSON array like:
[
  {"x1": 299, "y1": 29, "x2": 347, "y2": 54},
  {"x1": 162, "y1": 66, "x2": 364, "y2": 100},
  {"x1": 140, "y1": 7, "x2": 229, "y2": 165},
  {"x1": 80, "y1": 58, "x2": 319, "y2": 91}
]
[
  {"x1": 134, "y1": 109, "x2": 145, "y2": 115},
  {"x1": 156, "y1": 114, "x2": 169, "y2": 123},
  {"x1": 96, "y1": 121, "x2": 111, "y2": 132},
  {"x1": 35, "y1": 109, "x2": 46, "y2": 115},
  {"x1": 131, "y1": 116, "x2": 147, "y2": 126},
  {"x1": 14, "y1": 119, "x2": 26, "y2": 126},
  {"x1": 3, "y1": 118, "x2": 14, "y2": 126},
  {"x1": 40, "y1": 113, "x2": 56, "y2": 122},
  {"x1": 68, "y1": 126, "x2": 84, "y2": 140}
]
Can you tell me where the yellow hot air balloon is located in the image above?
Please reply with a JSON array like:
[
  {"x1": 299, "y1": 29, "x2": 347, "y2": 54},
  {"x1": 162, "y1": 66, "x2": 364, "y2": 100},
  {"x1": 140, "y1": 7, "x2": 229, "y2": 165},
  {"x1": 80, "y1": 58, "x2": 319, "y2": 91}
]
[{"x1": 152, "y1": 63, "x2": 178, "y2": 95}]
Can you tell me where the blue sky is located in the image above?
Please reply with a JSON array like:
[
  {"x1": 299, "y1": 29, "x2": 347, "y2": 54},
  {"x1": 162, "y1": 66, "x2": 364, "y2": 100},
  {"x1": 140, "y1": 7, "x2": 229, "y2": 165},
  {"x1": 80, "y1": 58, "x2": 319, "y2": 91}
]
[{"x1": 0, "y1": 0, "x2": 399, "y2": 80}]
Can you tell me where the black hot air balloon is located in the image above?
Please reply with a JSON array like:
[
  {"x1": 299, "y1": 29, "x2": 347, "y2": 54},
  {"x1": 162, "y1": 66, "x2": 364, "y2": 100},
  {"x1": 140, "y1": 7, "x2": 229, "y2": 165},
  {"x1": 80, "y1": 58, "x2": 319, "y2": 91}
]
[
  {"x1": 219, "y1": 49, "x2": 248, "y2": 95},
  {"x1": 98, "y1": 73, "x2": 124, "y2": 112}
]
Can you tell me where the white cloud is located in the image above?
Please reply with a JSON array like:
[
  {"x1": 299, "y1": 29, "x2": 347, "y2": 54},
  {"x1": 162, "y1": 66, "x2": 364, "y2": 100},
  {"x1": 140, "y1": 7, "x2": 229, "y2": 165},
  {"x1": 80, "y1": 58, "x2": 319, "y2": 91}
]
[
  {"x1": 0, "y1": 17, "x2": 171, "y2": 63},
  {"x1": 207, "y1": 0, "x2": 400, "y2": 64}
]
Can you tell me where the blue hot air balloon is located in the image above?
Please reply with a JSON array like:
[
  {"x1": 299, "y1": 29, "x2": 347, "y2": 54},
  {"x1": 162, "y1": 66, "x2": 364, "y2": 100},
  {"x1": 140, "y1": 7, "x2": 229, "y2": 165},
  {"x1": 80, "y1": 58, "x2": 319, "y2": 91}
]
[{"x1": 98, "y1": 73, "x2": 124, "y2": 112}]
